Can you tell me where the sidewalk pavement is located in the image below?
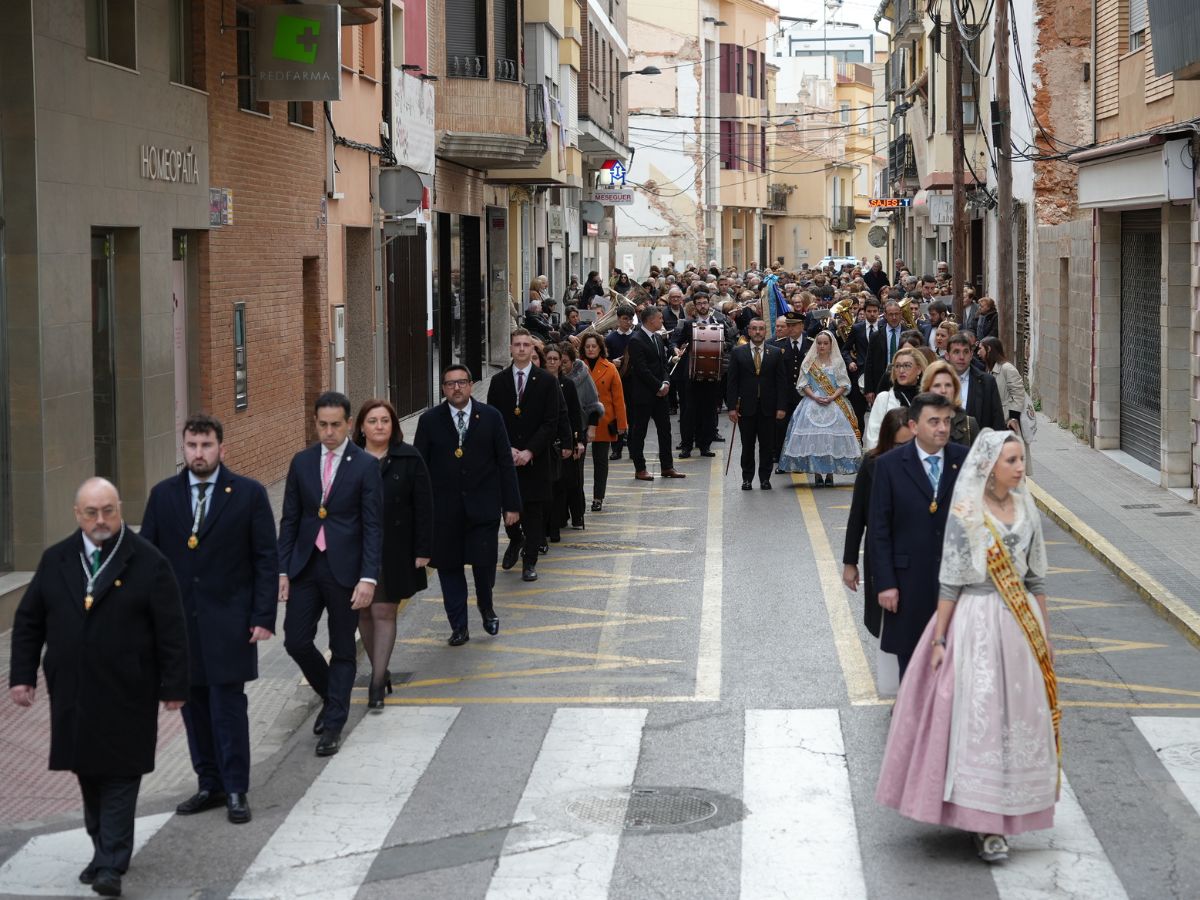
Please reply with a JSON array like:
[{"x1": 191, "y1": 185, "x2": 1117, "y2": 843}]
[
  {"x1": 0, "y1": 368, "x2": 506, "y2": 828},
  {"x1": 1027, "y1": 415, "x2": 1200, "y2": 649}
]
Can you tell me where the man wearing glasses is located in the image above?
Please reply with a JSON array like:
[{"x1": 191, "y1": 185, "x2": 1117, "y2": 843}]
[{"x1": 414, "y1": 366, "x2": 522, "y2": 646}]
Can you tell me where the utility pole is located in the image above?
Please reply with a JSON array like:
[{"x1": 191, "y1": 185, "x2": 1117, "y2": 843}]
[
  {"x1": 948, "y1": 9, "x2": 967, "y2": 321},
  {"x1": 993, "y1": 0, "x2": 1015, "y2": 354}
]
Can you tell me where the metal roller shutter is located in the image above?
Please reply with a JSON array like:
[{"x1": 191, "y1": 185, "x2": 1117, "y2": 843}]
[{"x1": 1119, "y1": 209, "x2": 1162, "y2": 468}]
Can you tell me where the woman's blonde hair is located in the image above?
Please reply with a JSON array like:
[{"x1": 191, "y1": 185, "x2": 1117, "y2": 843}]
[
  {"x1": 920, "y1": 359, "x2": 962, "y2": 407},
  {"x1": 890, "y1": 347, "x2": 928, "y2": 385}
]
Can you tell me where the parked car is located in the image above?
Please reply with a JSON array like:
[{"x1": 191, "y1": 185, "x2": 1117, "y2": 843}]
[{"x1": 818, "y1": 255, "x2": 862, "y2": 271}]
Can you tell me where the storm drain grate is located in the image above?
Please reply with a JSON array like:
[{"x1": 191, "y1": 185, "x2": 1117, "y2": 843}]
[
  {"x1": 1154, "y1": 511, "x2": 1193, "y2": 517},
  {"x1": 567, "y1": 789, "x2": 719, "y2": 831},
  {"x1": 1121, "y1": 503, "x2": 1160, "y2": 510}
]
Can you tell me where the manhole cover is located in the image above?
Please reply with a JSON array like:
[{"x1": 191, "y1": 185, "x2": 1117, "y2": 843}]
[
  {"x1": 1160, "y1": 742, "x2": 1200, "y2": 770},
  {"x1": 566, "y1": 789, "x2": 718, "y2": 831}
]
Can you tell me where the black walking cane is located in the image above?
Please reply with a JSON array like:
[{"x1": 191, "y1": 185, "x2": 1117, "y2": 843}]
[{"x1": 724, "y1": 401, "x2": 740, "y2": 477}]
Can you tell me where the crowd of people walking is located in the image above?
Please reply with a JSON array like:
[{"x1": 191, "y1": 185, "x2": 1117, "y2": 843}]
[{"x1": 9, "y1": 253, "x2": 1054, "y2": 896}]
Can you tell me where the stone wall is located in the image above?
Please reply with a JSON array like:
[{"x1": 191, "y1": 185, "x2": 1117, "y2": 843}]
[{"x1": 1033, "y1": 215, "x2": 1092, "y2": 435}]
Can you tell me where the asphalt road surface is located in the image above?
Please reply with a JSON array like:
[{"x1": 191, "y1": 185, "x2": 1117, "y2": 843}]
[{"x1": 3, "y1": 433, "x2": 1200, "y2": 899}]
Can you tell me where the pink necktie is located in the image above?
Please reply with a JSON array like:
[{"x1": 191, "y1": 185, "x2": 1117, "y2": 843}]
[
  {"x1": 316, "y1": 450, "x2": 333, "y2": 552},
  {"x1": 517, "y1": 369, "x2": 525, "y2": 403}
]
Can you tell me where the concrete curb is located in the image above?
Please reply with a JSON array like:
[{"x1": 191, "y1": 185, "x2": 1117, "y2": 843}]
[{"x1": 1027, "y1": 478, "x2": 1200, "y2": 651}]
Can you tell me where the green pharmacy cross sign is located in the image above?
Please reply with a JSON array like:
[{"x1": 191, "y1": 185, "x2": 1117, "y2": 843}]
[
  {"x1": 274, "y1": 15, "x2": 322, "y2": 64},
  {"x1": 256, "y1": 5, "x2": 342, "y2": 101}
]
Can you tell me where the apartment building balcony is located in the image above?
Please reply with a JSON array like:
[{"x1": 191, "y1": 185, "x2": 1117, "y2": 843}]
[
  {"x1": 578, "y1": 116, "x2": 632, "y2": 166},
  {"x1": 765, "y1": 184, "x2": 791, "y2": 216},
  {"x1": 437, "y1": 79, "x2": 542, "y2": 170},
  {"x1": 488, "y1": 86, "x2": 582, "y2": 186},
  {"x1": 831, "y1": 205, "x2": 855, "y2": 232},
  {"x1": 888, "y1": 134, "x2": 918, "y2": 188}
]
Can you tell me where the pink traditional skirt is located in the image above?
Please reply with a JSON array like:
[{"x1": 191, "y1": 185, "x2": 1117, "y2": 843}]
[{"x1": 875, "y1": 588, "x2": 1058, "y2": 835}]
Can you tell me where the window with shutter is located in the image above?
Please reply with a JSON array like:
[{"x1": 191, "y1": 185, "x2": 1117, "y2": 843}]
[
  {"x1": 446, "y1": 0, "x2": 487, "y2": 78},
  {"x1": 719, "y1": 44, "x2": 732, "y2": 92},
  {"x1": 1129, "y1": 0, "x2": 1147, "y2": 51},
  {"x1": 735, "y1": 46, "x2": 743, "y2": 94},
  {"x1": 494, "y1": 0, "x2": 518, "y2": 80},
  {"x1": 760, "y1": 128, "x2": 767, "y2": 173},
  {"x1": 720, "y1": 120, "x2": 734, "y2": 168},
  {"x1": 747, "y1": 50, "x2": 756, "y2": 98}
]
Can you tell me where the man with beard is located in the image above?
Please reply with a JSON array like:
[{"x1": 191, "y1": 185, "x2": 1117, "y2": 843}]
[{"x1": 139, "y1": 414, "x2": 278, "y2": 826}]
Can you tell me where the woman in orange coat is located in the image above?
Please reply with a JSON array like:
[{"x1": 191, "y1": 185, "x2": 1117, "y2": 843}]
[{"x1": 581, "y1": 332, "x2": 627, "y2": 512}]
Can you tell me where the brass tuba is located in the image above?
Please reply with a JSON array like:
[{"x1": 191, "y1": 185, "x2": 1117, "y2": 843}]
[
  {"x1": 829, "y1": 298, "x2": 855, "y2": 342},
  {"x1": 897, "y1": 297, "x2": 918, "y2": 329},
  {"x1": 580, "y1": 290, "x2": 638, "y2": 336}
]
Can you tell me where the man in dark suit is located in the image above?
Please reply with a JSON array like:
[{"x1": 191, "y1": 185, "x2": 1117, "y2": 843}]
[
  {"x1": 673, "y1": 293, "x2": 731, "y2": 459},
  {"x1": 728, "y1": 318, "x2": 790, "y2": 489},
  {"x1": 488, "y1": 328, "x2": 560, "y2": 582},
  {"x1": 864, "y1": 300, "x2": 905, "y2": 404},
  {"x1": 627, "y1": 306, "x2": 687, "y2": 482},
  {"x1": 771, "y1": 311, "x2": 805, "y2": 468},
  {"x1": 868, "y1": 393, "x2": 969, "y2": 679},
  {"x1": 946, "y1": 333, "x2": 1006, "y2": 431},
  {"x1": 417, "y1": 365, "x2": 522, "y2": 645},
  {"x1": 139, "y1": 413, "x2": 277, "y2": 825},
  {"x1": 278, "y1": 391, "x2": 383, "y2": 757},
  {"x1": 847, "y1": 298, "x2": 881, "y2": 428},
  {"x1": 10, "y1": 478, "x2": 188, "y2": 897}
]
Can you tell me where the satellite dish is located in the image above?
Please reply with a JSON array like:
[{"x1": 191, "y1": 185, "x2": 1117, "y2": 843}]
[
  {"x1": 580, "y1": 201, "x2": 604, "y2": 224},
  {"x1": 380, "y1": 166, "x2": 424, "y2": 217},
  {"x1": 868, "y1": 225, "x2": 889, "y2": 248}
]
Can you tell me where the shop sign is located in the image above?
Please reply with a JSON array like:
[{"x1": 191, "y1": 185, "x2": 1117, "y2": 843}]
[
  {"x1": 141, "y1": 144, "x2": 200, "y2": 184},
  {"x1": 599, "y1": 160, "x2": 627, "y2": 186},
  {"x1": 209, "y1": 188, "x2": 234, "y2": 226},
  {"x1": 392, "y1": 70, "x2": 435, "y2": 175},
  {"x1": 255, "y1": 5, "x2": 342, "y2": 102},
  {"x1": 869, "y1": 197, "x2": 911, "y2": 208},
  {"x1": 592, "y1": 188, "x2": 635, "y2": 206}
]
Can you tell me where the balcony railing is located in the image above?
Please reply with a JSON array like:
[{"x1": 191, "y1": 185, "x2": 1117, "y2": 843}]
[
  {"x1": 895, "y1": 0, "x2": 919, "y2": 30},
  {"x1": 495, "y1": 58, "x2": 519, "y2": 82},
  {"x1": 831, "y1": 205, "x2": 854, "y2": 232},
  {"x1": 768, "y1": 185, "x2": 790, "y2": 212},
  {"x1": 526, "y1": 84, "x2": 548, "y2": 147},
  {"x1": 888, "y1": 134, "x2": 917, "y2": 186},
  {"x1": 447, "y1": 55, "x2": 487, "y2": 78}
]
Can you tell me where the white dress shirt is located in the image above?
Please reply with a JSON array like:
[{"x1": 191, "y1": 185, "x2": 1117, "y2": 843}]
[
  {"x1": 188, "y1": 466, "x2": 220, "y2": 515},
  {"x1": 451, "y1": 399, "x2": 474, "y2": 435},
  {"x1": 917, "y1": 445, "x2": 946, "y2": 489},
  {"x1": 513, "y1": 364, "x2": 533, "y2": 397}
]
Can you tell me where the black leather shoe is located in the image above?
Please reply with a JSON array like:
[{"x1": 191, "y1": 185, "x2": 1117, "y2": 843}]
[
  {"x1": 483, "y1": 616, "x2": 500, "y2": 636},
  {"x1": 227, "y1": 793, "x2": 252, "y2": 824},
  {"x1": 591, "y1": 499, "x2": 603, "y2": 512},
  {"x1": 522, "y1": 566, "x2": 538, "y2": 582},
  {"x1": 741, "y1": 481, "x2": 753, "y2": 491},
  {"x1": 449, "y1": 629, "x2": 470, "y2": 646},
  {"x1": 316, "y1": 731, "x2": 342, "y2": 757},
  {"x1": 176, "y1": 789, "x2": 227, "y2": 815},
  {"x1": 79, "y1": 865, "x2": 97, "y2": 885},
  {"x1": 538, "y1": 543, "x2": 550, "y2": 554},
  {"x1": 502, "y1": 538, "x2": 524, "y2": 570},
  {"x1": 91, "y1": 870, "x2": 121, "y2": 897},
  {"x1": 312, "y1": 700, "x2": 328, "y2": 735},
  {"x1": 677, "y1": 450, "x2": 692, "y2": 459},
  {"x1": 609, "y1": 449, "x2": 622, "y2": 460},
  {"x1": 549, "y1": 534, "x2": 561, "y2": 543},
  {"x1": 760, "y1": 480, "x2": 772, "y2": 490},
  {"x1": 700, "y1": 450, "x2": 716, "y2": 457},
  {"x1": 367, "y1": 683, "x2": 385, "y2": 710}
]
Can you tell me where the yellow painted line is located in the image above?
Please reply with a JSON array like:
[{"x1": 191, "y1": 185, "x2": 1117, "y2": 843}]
[
  {"x1": 1045, "y1": 565, "x2": 1093, "y2": 575},
  {"x1": 1061, "y1": 701, "x2": 1200, "y2": 710},
  {"x1": 694, "y1": 454, "x2": 724, "y2": 701},
  {"x1": 500, "y1": 601, "x2": 682, "y2": 622},
  {"x1": 1049, "y1": 634, "x2": 1166, "y2": 655},
  {"x1": 395, "y1": 659, "x2": 676, "y2": 689},
  {"x1": 1029, "y1": 477, "x2": 1200, "y2": 650},
  {"x1": 490, "y1": 621, "x2": 659, "y2": 636},
  {"x1": 552, "y1": 543, "x2": 688, "y2": 554},
  {"x1": 513, "y1": 567, "x2": 686, "y2": 582},
  {"x1": 1047, "y1": 596, "x2": 1120, "y2": 611},
  {"x1": 421, "y1": 575, "x2": 685, "y2": 603},
  {"x1": 588, "y1": 506, "x2": 699, "y2": 516},
  {"x1": 795, "y1": 476, "x2": 879, "y2": 704},
  {"x1": 828, "y1": 504, "x2": 851, "y2": 510},
  {"x1": 398, "y1": 636, "x2": 673, "y2": 665},
  {"x1": 363, "y1": 694, "x2": 704, "y2": 705},
  {"x1": 1058, "y1": 676, "x2": 1200, "y2": 698}
]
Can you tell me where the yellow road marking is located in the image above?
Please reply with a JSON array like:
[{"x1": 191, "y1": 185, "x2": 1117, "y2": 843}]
[
  {"x1": 795, "y1": 477, "x2": 879, "y2": 704},
  {"x1": 1047, "y1": 596, "x2": 1120, "y2": 611},
  {"x1": 361, "y1": 694, "x2": 704, "y2": 705},
  {"x1": 399, "y1": 636, "x2": 673, "y2": 665},
  {"x1": 1058, "y1": 676, "x2": 1200, "y2": 698},
  {"x1": 395, "y1": 659, "x2": 677, "y2": 689},
  {"x1": 694, "y1": 454, "x2": 724, "y2": 701},
  {"x1": 1046, "y1": 565, "x2": 1093, "y2": 575},
  {"x1": 1050, "y1": 634, "x2": 1166, "y2": 655}
]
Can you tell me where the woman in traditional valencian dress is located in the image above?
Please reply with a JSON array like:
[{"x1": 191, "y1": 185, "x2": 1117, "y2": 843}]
[
  {"x1": 777, "y1": 330, "x2": 863, "y2": 487},
  {"x1": 876, "y1": 430, "x2": 1059, "y2": 863}
]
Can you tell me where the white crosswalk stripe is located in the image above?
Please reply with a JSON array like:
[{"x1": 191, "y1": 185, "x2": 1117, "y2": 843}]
[
  {"x1": 231, "y1": 706, "x2": 460, "y2": 900},
  {"x1": 990, "y1": 774, "x2": 1128, "y2": 900},
  {"x1": 741, "y1": 708, "x2": 866, "y2": 899},
  {"x1": 485, "y1": 707, "x2": 647, "y2": 900},
  {"x1": 0, "y1": 812, "x2": 171, "y2": 897},
  {"x1": 1133, "y1": 717, "x2": 1200, "y2": 817},
  {"x1": 4, "y1": 707, "x2": 1197, "y2": 899}
]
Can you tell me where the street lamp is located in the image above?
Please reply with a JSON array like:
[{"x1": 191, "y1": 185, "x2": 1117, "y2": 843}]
[{"x1": 620, "y1": 66, "x2": 662, "y2": 79}]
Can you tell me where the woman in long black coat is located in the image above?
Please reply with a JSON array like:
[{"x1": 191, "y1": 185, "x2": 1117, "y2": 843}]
[
  {"x1": 842, "y1": 408, "x2": 913, "y2": 637},
  {"x1": 354, "y1": 399, "x2": 434, "y2": 709},
  {"x1": 543, "y1": 344, "x2": 586, "y2": 542}
]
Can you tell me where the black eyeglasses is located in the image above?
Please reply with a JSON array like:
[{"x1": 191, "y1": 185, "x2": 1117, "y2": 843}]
[{"x1": 442, "y1": 379, "x2": 470, "y2": 388}]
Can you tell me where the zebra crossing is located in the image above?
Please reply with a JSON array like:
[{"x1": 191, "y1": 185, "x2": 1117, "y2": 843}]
[{"x1": 1, "y1": 707, "x2": 1197, "y2": 899}]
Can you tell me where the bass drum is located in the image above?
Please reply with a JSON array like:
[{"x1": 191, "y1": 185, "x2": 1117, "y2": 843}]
[{"x1": 689, "y1": 323, "x2": 727, "y2": 382}]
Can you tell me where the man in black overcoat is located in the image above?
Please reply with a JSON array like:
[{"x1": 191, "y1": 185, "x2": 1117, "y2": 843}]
[
  {"x1": 727, "y1": 318, "x2": 790, "y2": 489},
  {"x1": 487, "y1": 328, "x2": 560, "y2": 582},
  {"x1": 140, "y1": 413, "x2": 277, "y2": 825},
  {"x1": 947, "y1": 333, "x2": 1006, "y2": 432},
  {"x1": 10, "y1": 478, "x2": 189, "y2": 897},
  {"x1": 627, "y1": 306, "x2": 687, "y2": 481},
  {"x1": 868, "y1": 393, "x2": 968, "y2": 679},
  {"x1": 416, "y1": 365, "x2": 522, "y2": 645},
  {"x1": 771, "y1": 311, "x2": 806, "y2": 468}
]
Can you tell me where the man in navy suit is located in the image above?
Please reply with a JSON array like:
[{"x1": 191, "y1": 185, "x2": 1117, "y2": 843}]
[
  {"x1": 278, "y1": 392, "x2": 383, "y2": 757},
  {"x1": 868, "y1": 392, "x2": 968, "y2": 679},
  {"x1": 140, "y1": 414, "x2": 277, "y2": 824},
  {"x1": 415, "y1": 365, "x2": 522, "y2": 645}
]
